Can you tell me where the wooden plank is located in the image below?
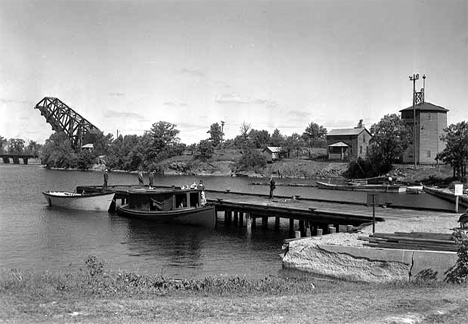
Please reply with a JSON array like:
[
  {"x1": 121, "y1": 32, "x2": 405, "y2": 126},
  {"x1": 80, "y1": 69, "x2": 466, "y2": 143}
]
[
  {"x1": 370, "y1": 234, "x2": 456, "y2": 244},
  {"x1": 364, "y1": 242, "x2": 458, "y2": 252}
]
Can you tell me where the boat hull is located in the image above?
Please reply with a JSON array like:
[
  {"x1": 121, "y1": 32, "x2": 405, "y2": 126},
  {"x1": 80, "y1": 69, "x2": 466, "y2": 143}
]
[
  {"x1": 316, "y1": 181, "x2": 406, "y2": 193},
  {"x1": 42, "y1": 191, "x2": 115, "y2": 211},
  {"x1": 116, "y1": 205, "x2": 216, "y2": 228},
  {"x1": 423, "y1": 186, "x2": 468, "y2": 208}
]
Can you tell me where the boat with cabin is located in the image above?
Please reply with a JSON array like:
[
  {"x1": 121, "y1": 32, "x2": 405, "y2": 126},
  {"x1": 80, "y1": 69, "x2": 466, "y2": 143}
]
[
  {"x1": 42, "y1": 191, "x2": 115, "y2": 211},
  {"x1": 116, "y1": 187, "x2": 216, "y2": 228},
  {"x1": 423, "y1": 186, "x2": 468, "y2": 208},
  {"x1": 316, "y1": 181, "x2": 407, "y2": 193}
]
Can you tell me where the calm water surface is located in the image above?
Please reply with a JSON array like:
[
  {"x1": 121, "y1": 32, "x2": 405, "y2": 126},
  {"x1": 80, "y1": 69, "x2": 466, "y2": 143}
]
[{"x1": 0, "y1": 163, "x2": 453, "y2": 278}]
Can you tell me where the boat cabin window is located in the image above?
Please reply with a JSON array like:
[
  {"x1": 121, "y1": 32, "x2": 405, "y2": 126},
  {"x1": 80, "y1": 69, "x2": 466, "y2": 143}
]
[
  {"x1": 175, "y1": 193, "x2": 187, "y2": 208},
  {"x1": 190, "y1": 192, "x2": 200, "y2": 207}
]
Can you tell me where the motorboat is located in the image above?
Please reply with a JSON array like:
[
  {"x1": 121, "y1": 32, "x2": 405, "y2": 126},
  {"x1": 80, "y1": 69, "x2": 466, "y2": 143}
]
[
  {"x1": 116, "y1": 187, "x2": 216, "y2": 228},
  {"x1": 42, "y1": 191, "x2": 115, "y2": 211}
]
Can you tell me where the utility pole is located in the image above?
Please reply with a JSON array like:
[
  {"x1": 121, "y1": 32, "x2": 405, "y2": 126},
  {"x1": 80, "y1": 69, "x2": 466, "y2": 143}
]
[
  {"x1": 409, "y1": 73, "x2": 419, "y2": 169},
  {"x1": 221, "y1": 121, "x2": 225, "y2": 149}
]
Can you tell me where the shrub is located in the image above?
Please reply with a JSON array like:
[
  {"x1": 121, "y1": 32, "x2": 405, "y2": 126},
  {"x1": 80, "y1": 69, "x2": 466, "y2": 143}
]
[
  {"x1": 446, "y1": 230, "x2": 468, "y2": 284},
  {"x1": 236, "y1": 149, "x2": 267, "y2": 172}
]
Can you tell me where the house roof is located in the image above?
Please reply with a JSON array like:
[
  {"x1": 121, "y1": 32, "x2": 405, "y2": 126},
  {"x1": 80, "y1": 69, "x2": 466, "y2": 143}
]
[
  {"x1": 328, "y1": 127, "x2": 371, "y2": 137},
  {"x1": 262, "y1": 146, "x2": 281, "y2": 153},
  {"x1": 82, "y1": 143, "x2": 94, "y2": 149},
  {"x1": 400, "y1": 101, "x2": 449, "y2": 113},
  {"x1": 328, "y1": 141, "x2": 349, "y2": 147}
]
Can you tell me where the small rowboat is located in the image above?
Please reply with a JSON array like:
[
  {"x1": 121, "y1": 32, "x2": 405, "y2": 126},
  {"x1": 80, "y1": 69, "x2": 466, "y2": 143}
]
[{"x1": 42, "y1": 191, "x2": 115, "y2": 212}]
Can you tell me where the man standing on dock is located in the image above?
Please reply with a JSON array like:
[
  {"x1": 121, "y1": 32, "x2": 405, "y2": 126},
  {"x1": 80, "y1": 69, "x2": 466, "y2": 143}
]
[
  {"x1": 269, "y1": 176, "x2": 276, "y2": 199},
  {"x1": 148, "y1": 170, "x2": 155, "y2": 188},
  {"x1": 103, "y1": 169, "x2": 109, "y2": 189},
  {"x1": 138, "y1": 169, "x2": 144, "y2": 187}
]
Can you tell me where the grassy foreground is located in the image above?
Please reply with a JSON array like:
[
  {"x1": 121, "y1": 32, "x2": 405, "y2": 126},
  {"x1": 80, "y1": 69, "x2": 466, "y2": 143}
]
[{"x1": 1, "y1": 257, "x2": 468, "y2": 324}]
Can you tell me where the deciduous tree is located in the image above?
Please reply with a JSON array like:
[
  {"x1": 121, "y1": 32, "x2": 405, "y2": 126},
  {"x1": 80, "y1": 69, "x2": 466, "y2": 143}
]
[
  {"x1": 369, "y1": 114, "x2": 411, "y2": 172},
  {"x1": 7, "y1": 138, "x2": 25, "y2": 154},
  {"x1": 437, "y1": 121, "x2": 468, "y2": 180},
  {"x1": 207, "y1": 123, "x2": 223, "y2": 147}
]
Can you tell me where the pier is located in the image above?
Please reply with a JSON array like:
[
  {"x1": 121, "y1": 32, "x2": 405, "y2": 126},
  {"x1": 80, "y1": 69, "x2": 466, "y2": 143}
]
[{"x1": 76, "y1": 184, "x2": 390, "y2": 237}]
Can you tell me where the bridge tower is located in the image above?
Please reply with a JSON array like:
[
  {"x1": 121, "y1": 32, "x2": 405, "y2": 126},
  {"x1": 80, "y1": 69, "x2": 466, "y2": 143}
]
[{"x1": 34, "y1": 97, "x2": 101, "y2": 151}]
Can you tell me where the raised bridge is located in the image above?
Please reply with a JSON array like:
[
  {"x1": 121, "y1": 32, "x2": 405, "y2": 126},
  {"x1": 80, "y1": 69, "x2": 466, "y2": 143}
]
[{"x1": 34, "y1": 97, "x2": 101, "y2": 151}]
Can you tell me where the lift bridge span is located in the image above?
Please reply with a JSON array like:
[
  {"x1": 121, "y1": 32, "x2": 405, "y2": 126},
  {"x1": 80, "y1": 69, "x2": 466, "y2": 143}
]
[{"x1": 34, "y1": 97, "x2": 101, "y2": 151}]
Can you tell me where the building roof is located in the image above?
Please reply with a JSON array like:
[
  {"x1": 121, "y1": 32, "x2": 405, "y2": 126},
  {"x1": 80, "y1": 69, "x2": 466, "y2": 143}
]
[
  {"x1": 328, "y1": 127, "x2": 370, "y2": 137},
  {"x1": 262, "y1": 146, "x2": 281, "y2": 153},
  {"x1": 328, "y1": 141, "x2": 349, "y2": 147},
  {"x1": 82, "y1": 143, "x2": 94, "y2": 149},
  {"x1": 400, "y1": 101, "x2": 449, "y2": 113}
]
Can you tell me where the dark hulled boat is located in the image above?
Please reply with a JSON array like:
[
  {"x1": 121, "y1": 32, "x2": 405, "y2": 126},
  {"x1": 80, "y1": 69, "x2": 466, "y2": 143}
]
[{"x1": 116, "y1": 187, "x2": 216, "y2": 228}]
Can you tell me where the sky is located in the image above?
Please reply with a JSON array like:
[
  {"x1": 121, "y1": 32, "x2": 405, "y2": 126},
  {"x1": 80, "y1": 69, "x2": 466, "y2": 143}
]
[{"x1": 0, "y1": 0, "x2": 467, "y2": 145}]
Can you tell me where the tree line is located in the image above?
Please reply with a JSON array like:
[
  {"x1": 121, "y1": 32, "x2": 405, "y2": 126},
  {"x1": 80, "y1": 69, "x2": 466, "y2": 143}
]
[
  {"x1": 0, "y1": 121, "x2": 328, "y2": 171},
  {"x1": 1, "y1": 117, "x2": 467, "y2": 181}
]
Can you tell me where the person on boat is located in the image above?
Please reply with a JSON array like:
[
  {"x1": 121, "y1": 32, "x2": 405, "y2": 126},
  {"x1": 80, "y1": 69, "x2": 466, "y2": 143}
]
[
  {"x1": 148, "y1": 170, "x2": 155, "y2": 188},
  {"x1": 138, "y1": 170, "x2": 144, "y2": 186},
  {"x1": 198, "y1": 179, "x2": 205, "y2": 191},
  {"x1": 269, "y1": 176, "x2": 276, "y2": 199},
  {"x1": 103, "y1": 169, "x2": 109, "y2": 189},
  {"x1": 198, "y1": 180, "x2": 206, "y2": 206}
]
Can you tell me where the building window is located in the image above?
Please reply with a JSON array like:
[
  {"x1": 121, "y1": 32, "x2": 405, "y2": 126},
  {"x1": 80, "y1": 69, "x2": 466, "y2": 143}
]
[
  {"x1": 427, "y1": 114, "x2": 431, "y2": 120},
  {"x1": 360, "y1": 146, "x2": 363, "y2": 154},
  {"x1": 362, "y1": 135, "x2": 366, "y2": 143},
  {"x1": 427, "y1": 150, "x2": 431, "y2": 158}
]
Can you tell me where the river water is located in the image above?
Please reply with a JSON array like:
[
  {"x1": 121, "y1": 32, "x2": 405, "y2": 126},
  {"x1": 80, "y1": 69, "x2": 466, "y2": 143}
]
[{"x1": 0, "y1": 163, "x2": 454, "y2": 279}]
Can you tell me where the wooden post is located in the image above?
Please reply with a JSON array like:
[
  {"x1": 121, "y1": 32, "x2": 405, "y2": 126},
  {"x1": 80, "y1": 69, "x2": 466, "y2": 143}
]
[
  {"x1": 262, "y1": 216, "x2": 268, "y2": 229},
  {"x1": 233, "y1": 211, "x2": 239, "y2": 226},
  {"x1": 239, "y1": 213, "x2": 244, "y2": 227},
  {"x1": 274, "y1": 217, "x2": 280, "y2": 230},
  {"x1": 289, "y1": 218, "x2": 295, "y2": 233},
  {"x1": 246, "y1": 214, "x2": 252, "y2": 235},
  {"x1": 251, "y1": 216, "x2": 256, "y2": 229},
  {"x1": 299, "y1": 220, "x2": 305, "y2": 235}
]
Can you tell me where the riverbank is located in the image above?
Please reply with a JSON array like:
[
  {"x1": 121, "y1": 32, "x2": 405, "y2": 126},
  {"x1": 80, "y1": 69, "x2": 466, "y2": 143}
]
[{"x1": 1, "y1": 262, "x2": 467, "y2": 324}]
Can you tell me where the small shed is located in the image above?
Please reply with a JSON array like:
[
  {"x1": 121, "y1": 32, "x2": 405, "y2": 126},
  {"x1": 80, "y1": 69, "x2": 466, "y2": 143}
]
[{"x1": 262, "y1": 147, "x2": 281, "y2": 162}]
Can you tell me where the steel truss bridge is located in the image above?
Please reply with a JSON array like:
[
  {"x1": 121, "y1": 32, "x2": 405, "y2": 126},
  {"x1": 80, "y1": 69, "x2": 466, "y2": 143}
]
[{"x1": 34, "y1": 97, "x2": 101, "y2": 151}]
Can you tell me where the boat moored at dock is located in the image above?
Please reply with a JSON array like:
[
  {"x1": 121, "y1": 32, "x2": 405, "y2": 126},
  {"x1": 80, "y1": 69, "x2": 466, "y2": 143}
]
[
  {"x1": 42, "y1": 191, "x2": 115, "y2": 211},
  {"x1": 316, "y1": 181, "x2": 407, "y2": 193},
  {"x1": 423, "y1": 186, "x2": 468, "y2": 208},
  {"x1": 116, "y1": 187, "x2": 216, "y2": 228}
]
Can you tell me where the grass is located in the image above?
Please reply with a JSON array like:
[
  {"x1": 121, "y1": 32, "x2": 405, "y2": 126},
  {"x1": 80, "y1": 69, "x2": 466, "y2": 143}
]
[{"x1": 1, "y1": 256, "x2": 468, "y2": 324}]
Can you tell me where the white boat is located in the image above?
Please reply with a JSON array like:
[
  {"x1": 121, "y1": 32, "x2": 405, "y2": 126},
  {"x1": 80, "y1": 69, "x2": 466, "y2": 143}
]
[
  {"x1": 406, "y1": 185, "x2": 424, "y2": 194},
  {"x1": 42, "y1": 191, "x2": 115, "y2": 211}
]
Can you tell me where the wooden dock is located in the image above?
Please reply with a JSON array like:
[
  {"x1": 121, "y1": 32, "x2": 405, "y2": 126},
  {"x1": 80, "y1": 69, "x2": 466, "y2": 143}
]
[
  {"x1": 75, "y1": 184, "x2": 458, "y2": 237},
  {"x1": 75, "y1": 184, "x2": 391, "y2": 236}
]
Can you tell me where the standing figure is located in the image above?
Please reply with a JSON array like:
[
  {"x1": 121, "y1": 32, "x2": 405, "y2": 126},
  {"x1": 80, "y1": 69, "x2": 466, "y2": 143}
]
[
  {"x1": 269, "y1": 176, "x2": 276, "y2": 199},
  {"x1": 148, "y1": 170, "x2": 155, "y2": 188},
  {"x1": 198, "y1": 180, "x2": 206, "y2": 206},
  {"x1": 103, "y1": 169, "x2": 109, "y2": 189},
  {"x1": 138, "y1": 170, "x2": 144, "y2": 186}
]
